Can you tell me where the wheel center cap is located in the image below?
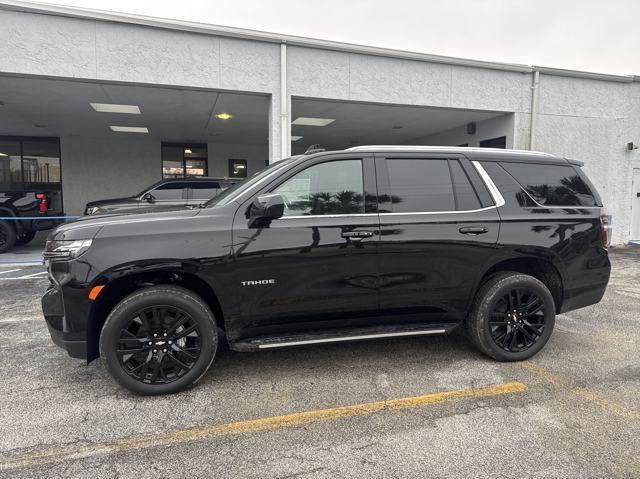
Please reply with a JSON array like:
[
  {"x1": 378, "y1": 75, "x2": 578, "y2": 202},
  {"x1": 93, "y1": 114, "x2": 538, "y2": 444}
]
[{"x1": 154, "y1": 340, "x2": 166, "y2": 347}]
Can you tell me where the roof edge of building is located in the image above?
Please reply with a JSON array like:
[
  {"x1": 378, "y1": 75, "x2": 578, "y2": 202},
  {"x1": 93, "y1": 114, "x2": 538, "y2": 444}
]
[{"x1": 0, "y1": 0, "x2": 637, "y2": 82}]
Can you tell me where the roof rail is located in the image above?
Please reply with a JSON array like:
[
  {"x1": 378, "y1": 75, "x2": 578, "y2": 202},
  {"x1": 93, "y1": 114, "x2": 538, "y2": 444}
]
[{"x1": 345, "y1": 145, "x2": 556, "y2": 157}]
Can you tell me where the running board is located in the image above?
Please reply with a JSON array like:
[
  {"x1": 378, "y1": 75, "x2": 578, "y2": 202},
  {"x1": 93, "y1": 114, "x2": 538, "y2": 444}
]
[{"x1": 229, "y1": 323, "x2": 455, "y2": 352}]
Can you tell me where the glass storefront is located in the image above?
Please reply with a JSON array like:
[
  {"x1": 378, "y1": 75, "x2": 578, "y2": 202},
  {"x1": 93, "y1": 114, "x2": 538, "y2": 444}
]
[
  {"x1": 0, "y1": 137, "x2": 61, "y2": 191},
  {"x1": 162, "y1": 143, "x2": 208, "y2": 179}
]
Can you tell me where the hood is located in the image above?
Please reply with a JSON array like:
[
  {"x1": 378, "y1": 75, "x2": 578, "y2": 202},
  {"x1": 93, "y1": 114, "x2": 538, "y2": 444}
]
[
  {"x1": 103, "y1": 204, "x2": 197, "y2": 215},
  {"x1": 85, "y1": 196, "x2": 136, "y2": 208},
  {"x1": 49, "y1": 207, "x2": 202, "y2": 241}
]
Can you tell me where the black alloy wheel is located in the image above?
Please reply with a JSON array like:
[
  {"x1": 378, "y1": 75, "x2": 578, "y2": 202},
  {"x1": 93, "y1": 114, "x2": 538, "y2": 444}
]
[
  {"x1": 117, "y1": 306, "x2": 202, "y2": 385},
  {"x1": 100, "y1": 286, "x2": 217, "y2": 395},
  {"x1": 0, "y1": 221, "x2": 16, "y2": 254},
  {"x1": 466, "y1": 272, "x2": 555, "y2": 361},
  {"x1": 488, "y1": 288, "x2": 546, "y2": 352}
]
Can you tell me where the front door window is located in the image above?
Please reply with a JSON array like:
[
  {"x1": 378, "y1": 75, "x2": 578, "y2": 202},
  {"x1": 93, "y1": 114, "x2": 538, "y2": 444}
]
[{"x1": 274, "y1": 159, "x2": 365, "y2": 216}]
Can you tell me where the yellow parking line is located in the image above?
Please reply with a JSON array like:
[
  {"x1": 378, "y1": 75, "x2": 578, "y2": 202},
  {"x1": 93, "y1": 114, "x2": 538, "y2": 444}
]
[
  {"x1": 519, "y1": 361, "x2": 638, "y2": 419},
  {"x1": 0, "y1": 381, "x2": 526, "y2": 472}
]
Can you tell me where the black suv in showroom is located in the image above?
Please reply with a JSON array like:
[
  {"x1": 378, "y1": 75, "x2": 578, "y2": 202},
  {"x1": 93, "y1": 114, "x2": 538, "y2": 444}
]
[
  {"x1": 83, "y1": 177, "x2": 237, "y2": 215},
  {"x1": 42, "y1": 146, "x2": 611, "y2": 395}
]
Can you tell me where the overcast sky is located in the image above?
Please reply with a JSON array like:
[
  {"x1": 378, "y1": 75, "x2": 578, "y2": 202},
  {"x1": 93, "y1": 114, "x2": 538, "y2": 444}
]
[{"x1": 35, "y1": 0, "x2": 640, "y2": 76}]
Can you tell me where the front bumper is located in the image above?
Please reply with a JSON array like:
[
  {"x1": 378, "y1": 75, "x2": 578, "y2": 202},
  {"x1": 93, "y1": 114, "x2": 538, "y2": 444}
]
[{"x1": 42, "y1": 284, "x2": 87, "y2": 359}]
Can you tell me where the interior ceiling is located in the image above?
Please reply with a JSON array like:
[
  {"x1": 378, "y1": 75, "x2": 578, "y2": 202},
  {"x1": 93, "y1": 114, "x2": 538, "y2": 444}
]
[
  {"x1": 291, "y1": 98, "x2": 506, "y2": 154},
  {"x1": 0, "y1": 76, "x2": 270, "y2": 144}
]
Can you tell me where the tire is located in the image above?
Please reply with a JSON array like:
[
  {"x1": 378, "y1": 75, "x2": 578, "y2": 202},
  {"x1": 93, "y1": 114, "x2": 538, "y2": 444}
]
[
  {"x1": 0, "y1": 220, "x2": 17, "y2": 254},
  {"x1": 466, "y1": 272, "x2": 555, "y2": 361},
  {"x1": 15, "y1": 230, "x2": 36, "y2": 246},
  {"x1": 99, "y1": 285, "x2": 218, "y2": 395}
]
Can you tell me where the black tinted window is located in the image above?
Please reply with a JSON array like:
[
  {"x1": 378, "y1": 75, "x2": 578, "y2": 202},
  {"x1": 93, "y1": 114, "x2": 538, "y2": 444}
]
[
  {"x1": 387, "y1": 159, "x2": 455, "y2": 212},
  {"x1": 274, "y1": 159, "x2": 364, "y2": 216},
  {"x1": 152, "y1": 182, "x2": 187, "y2": 200},
  {"x1": 450, "y1": 160, "x2": 482, "y2": 210},
  {"x1": 500, "y1": 162, "x2": 597, "y2": 206},
  {"x1": 190, "y1": 182, "x2": 221, "y2": 199}
]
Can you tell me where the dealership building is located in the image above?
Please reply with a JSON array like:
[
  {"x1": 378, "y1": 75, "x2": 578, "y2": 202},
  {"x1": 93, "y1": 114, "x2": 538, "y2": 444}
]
[{"x1": 1, "y1": 1, "x2": 639, "y2": 244}]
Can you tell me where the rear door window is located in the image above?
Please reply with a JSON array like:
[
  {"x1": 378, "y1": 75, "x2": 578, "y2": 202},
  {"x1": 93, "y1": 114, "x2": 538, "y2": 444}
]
[
  {"x1": 450, "y1": 160, "x2": 482, "y2": 210},
  {"x1": 500, "y1": 162, "x2": 597, "y2": 206},
  {"x1": 386, "y1": 158, "x2": 455, "y2": 213}
]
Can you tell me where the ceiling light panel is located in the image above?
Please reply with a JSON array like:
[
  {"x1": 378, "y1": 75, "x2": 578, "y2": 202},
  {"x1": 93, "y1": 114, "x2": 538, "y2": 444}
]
[
  {"x1": 292, "y1": 117, "x2": 335, "y2": 127},
  {"x1": 91, "y1": 103, "x2": 141, "y2": 114},
  {"x1": 110, "y1": 126, "x2": 149, "y2": 133},
  {"x1": 291, "y1": 136, "x2": 303, "y2": 141}
]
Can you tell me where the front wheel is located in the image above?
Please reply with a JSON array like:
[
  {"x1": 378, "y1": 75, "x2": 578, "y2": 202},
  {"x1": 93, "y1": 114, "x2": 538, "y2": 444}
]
[
  {"x1": 15, "y1": 230, "x2": 36, "y2": 246},
  {"x1": 100, "y1": 286, "x2": 218, "y2": 395},
  {"x1": 466, "y1": 272, "x2": 555, "y2": 361},
  {"x1": 0, "y1": 221, "x2": 16, "y2": 254}
]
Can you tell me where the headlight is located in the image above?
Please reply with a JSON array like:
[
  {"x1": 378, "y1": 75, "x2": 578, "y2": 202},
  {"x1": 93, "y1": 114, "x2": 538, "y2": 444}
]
[
  {"x1": 43, "y1": 239, "x2": 93, "y2": 260},
  {"x1": 85, "y1": 206, "x2": 101, "y2": 215}
]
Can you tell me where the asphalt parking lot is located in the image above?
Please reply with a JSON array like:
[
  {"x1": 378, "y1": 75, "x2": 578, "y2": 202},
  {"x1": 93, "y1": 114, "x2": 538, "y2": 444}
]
[{"x1": 0, "y1": 250, "x2": 638, "y2": 478}]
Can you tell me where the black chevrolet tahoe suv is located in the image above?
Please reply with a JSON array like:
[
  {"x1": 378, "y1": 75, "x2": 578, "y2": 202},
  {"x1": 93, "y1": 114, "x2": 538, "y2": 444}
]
[
  {"x1": 42, "y1": 146, "x2": 611, "y2": 395},
  {"x1": 84, "y1": 177, "x2": 237, "y2": 215}
]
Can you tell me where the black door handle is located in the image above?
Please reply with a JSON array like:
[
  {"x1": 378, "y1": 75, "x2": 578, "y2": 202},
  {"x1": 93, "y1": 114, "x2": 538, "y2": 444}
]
[
  {"x1": 341, "y1": 231, "x2": 374, "y2": 241},
  {"x1": 459, "y1": 227, "x2": 488, "y2": 235}
]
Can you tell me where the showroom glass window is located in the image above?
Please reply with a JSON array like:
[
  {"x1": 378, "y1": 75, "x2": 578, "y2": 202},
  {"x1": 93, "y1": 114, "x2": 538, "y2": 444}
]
[
  {"x1": 0, "y1": 137, "x2": 61, "y2": 191},
  {"x1": 162, "y1": 143, "x2": 208, "y2": 179},
  {"x1": 274, "y1": 159, "x2": 365, "y2": 216}
]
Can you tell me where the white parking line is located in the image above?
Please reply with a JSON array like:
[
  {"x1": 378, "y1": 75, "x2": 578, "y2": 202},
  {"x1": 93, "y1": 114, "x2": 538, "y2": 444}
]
[
  {"x1": 0, "y1": 269, "x2": 21, "y2": 275},
  {"x1": 17, "y1": 271, "x2": 48, "y2": 279}
]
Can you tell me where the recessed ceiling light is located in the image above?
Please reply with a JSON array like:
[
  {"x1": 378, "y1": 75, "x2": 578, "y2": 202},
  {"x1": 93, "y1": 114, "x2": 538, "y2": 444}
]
[
  {"x1": 91, "y1": 103, "x2": 141, "y2": 114},
  {"x1": 184, "y1": 148, "x2": 193, "y2": 154},
  {"x1": 292, "y1": 117, "x2": 335, "y2": 127},
  {"x1": 291, "y1": 136, "x2": 303, "y2": 141},
  {"x1": 215, "y1": 112, "x2": 233, "y2": 120},
  {"x1": 110, "y1": 126, "x2": 149, "y2": 133},
  {"x1": 0, "y1": 152, "x2": 7, "y2": 157}
]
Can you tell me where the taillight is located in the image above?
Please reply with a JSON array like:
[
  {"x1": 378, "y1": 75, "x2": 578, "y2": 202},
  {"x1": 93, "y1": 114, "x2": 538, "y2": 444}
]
[
  {"x1": 35, "y1": 193, "x2": 48, "y2": 213},
  {"x1": 599, "y1": 208, "x2": 611, "y2": 248}
]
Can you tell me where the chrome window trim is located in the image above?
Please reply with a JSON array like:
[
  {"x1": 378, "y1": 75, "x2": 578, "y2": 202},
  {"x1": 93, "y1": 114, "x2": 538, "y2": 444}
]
[
  {"x1": 278, "y1": 213, "x2": 378, "y2": 220},
  {"x1": 472, "y1": 160, "x2": 506, "y2": 207},
  {"x1": 379, "y1": 205, "x2": 497, "y2": 216}
]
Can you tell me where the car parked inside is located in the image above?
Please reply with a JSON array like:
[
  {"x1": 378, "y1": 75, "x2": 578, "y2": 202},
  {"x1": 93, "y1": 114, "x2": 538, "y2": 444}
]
[
  {"x1": 42, "y1": 146, "x2": 611, "y2": 395},
  {"x1": 84, "y1": 177, "x2": 237, "y2": 215}
]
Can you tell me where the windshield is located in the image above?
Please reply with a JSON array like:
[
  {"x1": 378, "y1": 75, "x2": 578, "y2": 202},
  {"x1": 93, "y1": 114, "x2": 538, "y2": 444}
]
[{"x1": 204, "y1": 158, "x2": 296, "y2": 207}]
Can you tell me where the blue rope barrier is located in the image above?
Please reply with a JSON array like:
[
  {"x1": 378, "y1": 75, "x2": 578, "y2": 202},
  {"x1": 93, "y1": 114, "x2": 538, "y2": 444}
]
[{"x1": 0, "y1": 216, "x2": 80, "y2": 220}]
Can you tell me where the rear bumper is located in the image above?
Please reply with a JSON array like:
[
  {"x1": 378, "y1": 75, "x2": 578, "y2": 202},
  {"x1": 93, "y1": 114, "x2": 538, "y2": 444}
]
[
  {"x1": 560, "y1": 260, "x2": 611, "y2": 313},
  {"x1": 42, "y1": 284, "x2": 87, "y2": 359}
]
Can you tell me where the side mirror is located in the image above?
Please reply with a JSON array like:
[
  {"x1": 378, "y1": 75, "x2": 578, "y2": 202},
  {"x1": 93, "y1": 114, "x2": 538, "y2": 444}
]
[
  {"x1": 141, "y1": 192, "x2": 155, "y2": 203},
  {"x1": 248, "y1": 193, "x2": 285, "y2": 227}
]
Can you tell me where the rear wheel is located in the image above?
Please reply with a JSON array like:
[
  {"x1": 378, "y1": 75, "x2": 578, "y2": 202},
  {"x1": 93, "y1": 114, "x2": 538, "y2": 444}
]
[
  {"x1": 15, "y1": 230, "x2": 36, "y2": 246},
  {"x1": 466, "y1": 272, "x2": 555, "y2": 361},
  {"x1": 100, "y1": 286, "x2": 218, "y2": 395},
  {"x1": 0, "y1": 221, "x2": 16, "y2": 254}
]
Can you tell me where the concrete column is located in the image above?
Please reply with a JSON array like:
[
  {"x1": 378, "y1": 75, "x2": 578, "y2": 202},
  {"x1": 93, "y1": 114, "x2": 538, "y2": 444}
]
[{"x1": 280, "y1": 42, "x2": 290, "y2": 159}]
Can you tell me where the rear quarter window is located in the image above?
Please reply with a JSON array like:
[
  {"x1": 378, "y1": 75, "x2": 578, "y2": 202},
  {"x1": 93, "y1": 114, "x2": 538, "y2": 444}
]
[{"x1": 499, "y1": 162, "x2": 598, "y2": 207}]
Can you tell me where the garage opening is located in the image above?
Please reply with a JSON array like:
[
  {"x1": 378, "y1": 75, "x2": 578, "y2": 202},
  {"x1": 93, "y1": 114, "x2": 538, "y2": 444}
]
[
  {"x1": 0, "y1": 75, "x2": 270, "y2": 216},
  {"x1": 290, "y1": 97, "x2": 514, "y2": 155}
]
